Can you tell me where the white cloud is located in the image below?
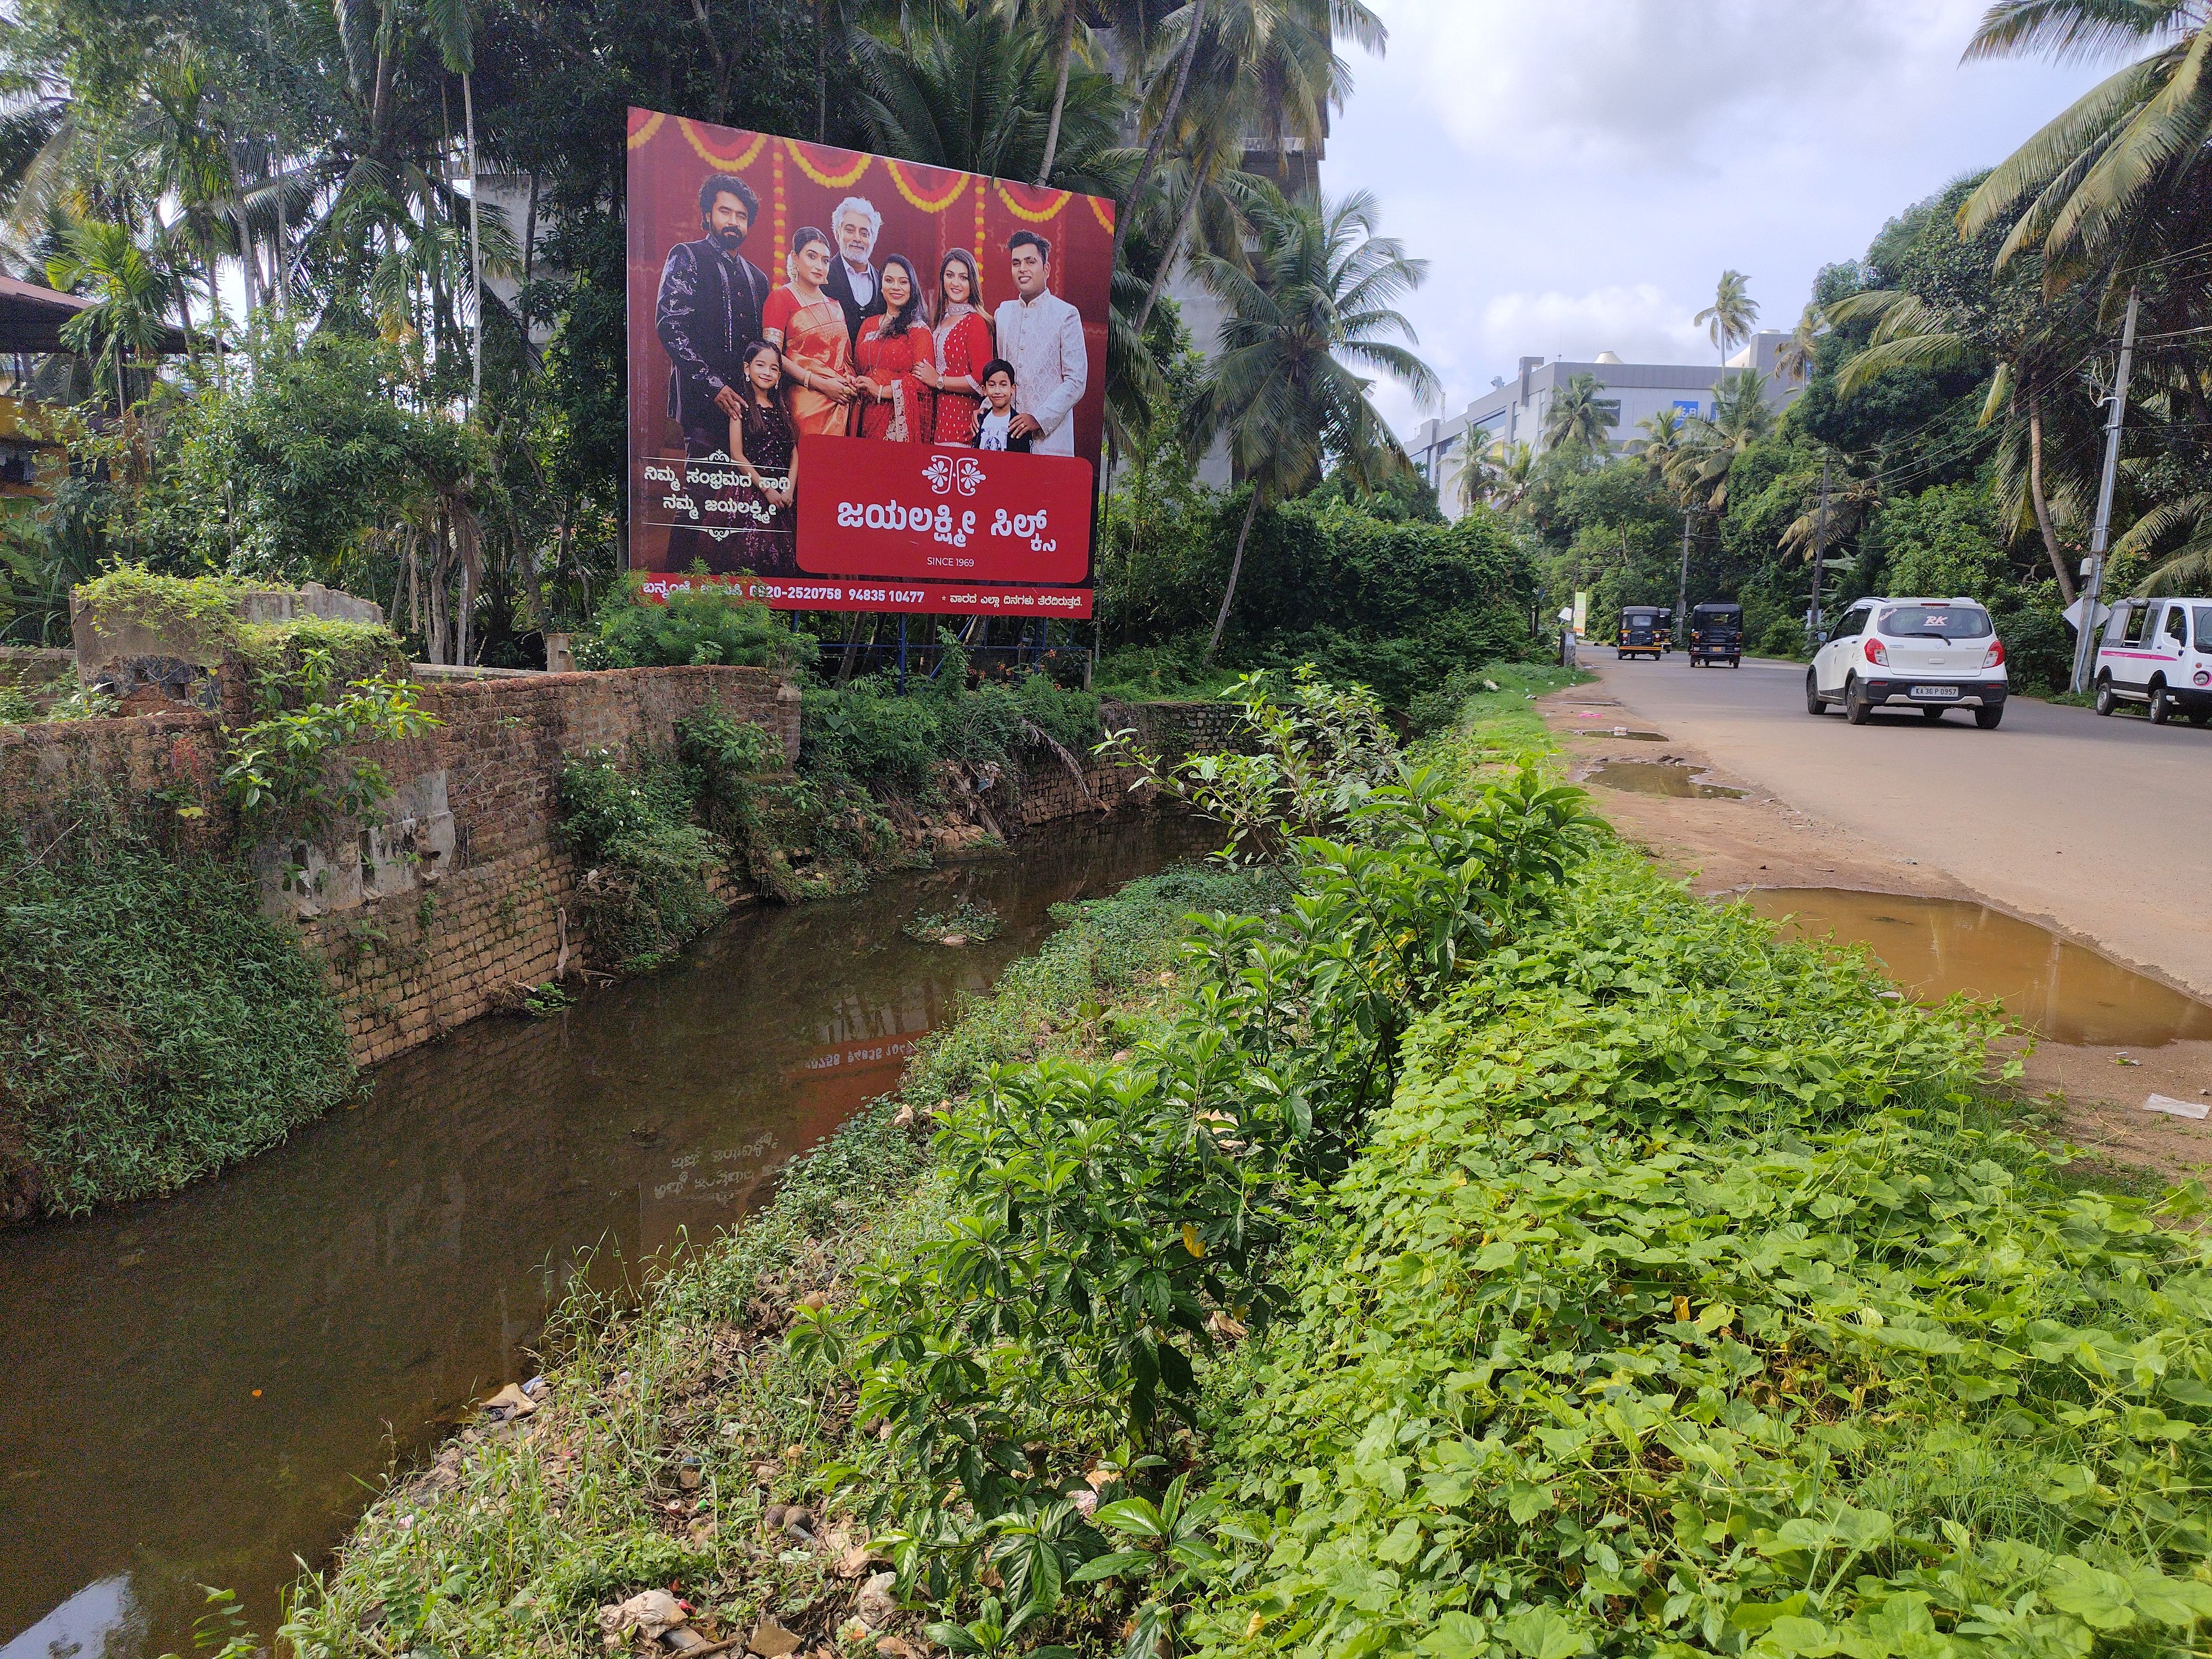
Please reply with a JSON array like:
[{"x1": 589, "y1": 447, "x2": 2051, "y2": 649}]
[{"x1": 1327, "y1": 0, "x2": 2119, "y2": 433}]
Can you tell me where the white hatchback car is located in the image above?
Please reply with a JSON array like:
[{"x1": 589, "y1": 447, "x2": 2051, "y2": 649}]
[
  {"x1": 1805, "y1": 596, "x2": 2009, "y2": 728},
  {"x1": 2093, "y1": 596, "x2": 2212, "y2": 726}
]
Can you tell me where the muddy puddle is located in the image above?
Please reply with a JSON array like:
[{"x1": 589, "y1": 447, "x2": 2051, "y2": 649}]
[
  {"x1": 1746, "y1": 888, "x2": 2212, "y2": 1048},
  {"x1": 1587, "y1": 759, "x2": 1746, "y2": 800},
  {"x1": 0, "y1": 813, "x2": 1211, "y2": 1659},
  {"x1": 1570, "y1": 727, "x2": 1667, "y2": 742}
]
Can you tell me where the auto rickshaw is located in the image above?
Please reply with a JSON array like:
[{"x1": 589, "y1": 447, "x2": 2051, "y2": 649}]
[
  {"x1": 1688, "y1": 601, "x2": 1744, "y2": 667},
  {"x1": 1616, "y1": 606, "x2": 1665, "y2": 659}
]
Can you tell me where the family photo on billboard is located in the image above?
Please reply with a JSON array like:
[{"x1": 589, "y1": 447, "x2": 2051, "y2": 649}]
[{"x1": 627, "y1": 109, "x2": 1111, "y2": 614}]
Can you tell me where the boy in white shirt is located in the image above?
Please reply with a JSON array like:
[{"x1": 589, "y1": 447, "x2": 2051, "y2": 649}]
[{"x1": 972, "y1": 359, "x2": 1032, "y2": 452}]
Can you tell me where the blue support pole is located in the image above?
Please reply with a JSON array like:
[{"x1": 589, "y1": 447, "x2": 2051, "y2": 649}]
[{"x1": 898, "y1": 615, "x2": 908, "y2": 694}]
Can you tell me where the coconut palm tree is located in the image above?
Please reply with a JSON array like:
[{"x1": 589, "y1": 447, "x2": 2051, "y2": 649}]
[
  {"x1": 1960, "y1": 1, "x2": 2212, "y2": 289},
  {"x1": 1667, "y1": 368, "x2": 1774, "y2": 510},
  {"x1": 1187, "y1": 184, "x2": 1439, "y2": 660},
  {"x1": 1114, "y1": 0, "x2": 1383, "y2": 273},
  {"x1": 1541, "y1": 371, "x2": 1621, "y2": 458},
  {"x1": 1774, "y1": 300, "x2": 1824, "y2": 385},
  {"x1": 851, "y1": 5, "x2": 1124, "y2": 192},
  {"x1": 1694, "y1": 269, "x2": 1759, "y2": 368},
  {"x1": 1459, "y1": 437, "x2": 1534, "y2": 517},
  {"x1": 1629, "y1": 404, "x2": 1688, "y2": 476},
  {"x1": 1823, "y1": 277, "x2": 2100, "y2": 602}
]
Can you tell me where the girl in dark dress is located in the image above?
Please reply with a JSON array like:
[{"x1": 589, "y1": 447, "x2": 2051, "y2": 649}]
[{"x1": 724, "y1": 338, "x2": 799, "y2": 576}]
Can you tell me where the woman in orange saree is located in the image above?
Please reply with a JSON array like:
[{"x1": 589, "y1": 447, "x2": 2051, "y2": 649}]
[{"x1": 762, "y1": 226, "x2": 858, "y2": 438}]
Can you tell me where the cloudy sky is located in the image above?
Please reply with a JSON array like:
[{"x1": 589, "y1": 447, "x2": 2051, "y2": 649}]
[{"x1": 1324, "y1": 0, "x2": 2116, "y2": 436}]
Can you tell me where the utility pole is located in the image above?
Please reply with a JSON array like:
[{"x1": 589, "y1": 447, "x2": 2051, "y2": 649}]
[
  {"x1": 1809, "y1": 451, "x2": 1831, "y2": 640},
  {"x1": 1676, "y1": 505, "x2": 1694, "y2": 642},
  {"x1": 2070, "y1": 286, "x2": 2141, "y2": 694}
]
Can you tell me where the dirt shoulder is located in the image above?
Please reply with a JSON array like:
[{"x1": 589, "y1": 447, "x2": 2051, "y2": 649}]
[{"x1": 1541, "y1": 685, "x2": 2212, "y2": 1186}]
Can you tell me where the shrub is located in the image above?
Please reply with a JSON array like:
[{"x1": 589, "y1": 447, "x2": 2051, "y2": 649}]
[
  {"x1": 577, "y1": 577, "x2": 811, "y2": 672},
  {"x1": 794, "y1": 682, "x2": 1599, "y2": 1644},
  {"x1": 802, "y1": 643, "x2": 1102, "y2": 808},
  {"x1": 0, "y1": 812, "x2": 357, "y2": 1214},
  {"x1": 556, "y1": 748, "x2": 727, "y2": 972},
  {"x1": 681, "y1": 703, "x2": 901, "y2": 901}
]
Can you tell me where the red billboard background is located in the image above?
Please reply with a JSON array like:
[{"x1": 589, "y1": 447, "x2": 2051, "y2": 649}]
[{"x1": 625, "y1": 108, "x2": 1110, "y2": 616}]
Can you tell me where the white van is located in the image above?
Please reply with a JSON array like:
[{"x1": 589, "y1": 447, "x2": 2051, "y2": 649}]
[
  {"x1": 1805, "y1": 596, "x2": 2008, "y2": 727},
  {"x1": 2093, "y1": 596, "x2": 2212, "y2": 726}
]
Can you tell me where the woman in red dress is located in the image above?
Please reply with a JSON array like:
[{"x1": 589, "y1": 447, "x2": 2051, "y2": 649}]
[
  {"x1": 853, "y1": 255, "x2": 931, "y2": 442},
  {"x1": 916, "y1": 247, "x2": 993, "y2": 445}
]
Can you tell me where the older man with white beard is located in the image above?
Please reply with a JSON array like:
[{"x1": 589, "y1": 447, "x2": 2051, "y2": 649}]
[
  {"x1": 823, "y1": 195, "x2": 886, "y2": 352},
  {"x1": 990, "y1": 230, "x2": 1087, "y2": 457}
]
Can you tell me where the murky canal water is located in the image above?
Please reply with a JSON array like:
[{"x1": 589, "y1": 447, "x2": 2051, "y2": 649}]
[
  {"x1": 1746, "y1": 888, "x2": 2212, "y2": 1048},
  {"x1": 0, "y1": 813, "x2": 1208, "y2": 1659}
]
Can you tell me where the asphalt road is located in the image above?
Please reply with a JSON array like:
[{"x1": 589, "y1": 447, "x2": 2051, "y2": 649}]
[{"x1": 1580, "y1": 649, "x2": 2212, "y2": 999}]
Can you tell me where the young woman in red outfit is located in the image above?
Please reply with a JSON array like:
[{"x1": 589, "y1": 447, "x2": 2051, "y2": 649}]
[{"x1": 914, "y1": 247, "x2": 993, "y2": 445}]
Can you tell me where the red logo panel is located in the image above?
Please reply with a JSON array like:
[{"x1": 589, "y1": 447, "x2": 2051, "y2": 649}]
[{"x1": 795, "y1": 435, "x2": 1092, "y2": 585}]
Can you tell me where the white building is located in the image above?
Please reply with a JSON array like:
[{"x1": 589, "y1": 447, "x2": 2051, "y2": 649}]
[{"x1": 1408, "y1": 332, "x2": 1805, "y2": 520}]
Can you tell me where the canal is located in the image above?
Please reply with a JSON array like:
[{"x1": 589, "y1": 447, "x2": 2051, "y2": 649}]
[{"x1": 0, "y1": 813, "x2": 1206, "y2": 1659}]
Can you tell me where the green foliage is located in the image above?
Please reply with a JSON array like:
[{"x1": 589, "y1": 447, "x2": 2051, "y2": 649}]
[
  {"x1": 1115, "y1": 668, "x2": 1400, "y2": 862},
  {"x1": 0, "y1": 810, "x2": 356, "y2": 1215},
  {"x1": 1102, "y1": 495, "x2": 1538, "y2": 710},
  {"x1": 578, "y1": 578, "x2": 811, "y2": 673},
  {"x1": 134, "y1": 325, "x2": 487, "y2": 583},
  {"x1": 157, "y1": 1584, "x2": 259, "y2": 1659},
  {"x1": 1182, "y1": 843, "x2": 2212, "y2": 1659},
  {"x1": 0, "y1": 678, "x2": 35, "y2": 723},
  {"x1": 801, "y1": 649, "x2": 1102, "y2": 808},
  {"x1": 556, "y1": 747, "x2": 727, "y2": 973},
  {"x1": 1870, "y1": 482, "x2": 2009, "y2": 599},
  {"x1": 794, "y1": 685, "x2": 1598, "y2": 1648},
  {"x1": 220, "y1": 649, "x2": 440, "y2": 837},
  {"x1": 905, "y1": 897, "x2": 1003, "y2": 943}
]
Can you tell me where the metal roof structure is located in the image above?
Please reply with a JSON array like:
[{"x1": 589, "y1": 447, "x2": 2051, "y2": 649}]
[{"x1": 0, "y1": 274, "x2": 190, "y2": 356}]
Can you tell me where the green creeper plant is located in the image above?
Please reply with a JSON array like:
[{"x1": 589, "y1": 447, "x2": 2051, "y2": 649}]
[{"x1": 219, "y1": 648, "x2": 440, "y2": 838}]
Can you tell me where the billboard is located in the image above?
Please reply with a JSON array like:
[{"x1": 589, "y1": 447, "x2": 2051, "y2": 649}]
[{"x1": 625, "y1": 107, "x2": 1112, "y2": 618}]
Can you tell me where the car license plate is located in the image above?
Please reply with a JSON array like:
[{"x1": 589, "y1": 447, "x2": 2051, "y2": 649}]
[{"x1": 1908, "y1": 684, "x2": 1960, "y2": 700}]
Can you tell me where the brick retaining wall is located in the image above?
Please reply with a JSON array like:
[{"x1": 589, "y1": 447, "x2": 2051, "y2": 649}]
[{"x1": 1, "y1": 679, "x2": 1239, "y2": 1071}]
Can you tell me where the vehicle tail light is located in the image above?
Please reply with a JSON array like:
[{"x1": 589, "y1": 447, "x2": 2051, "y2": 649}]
[
  {"x1": 1865, "y1": 639, "x2": 1888, "y2": 666},
  {"x1": 1983, "y1": 639, "x2": 2006, "y2": 669}
]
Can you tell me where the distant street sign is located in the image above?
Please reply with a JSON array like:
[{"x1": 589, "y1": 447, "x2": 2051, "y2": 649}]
[{"x1": 2062, "y1": 594, "x2": 2112, "y2": 635}]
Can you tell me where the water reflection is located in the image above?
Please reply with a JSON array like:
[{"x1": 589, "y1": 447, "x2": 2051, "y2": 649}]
[
  {"x1": 1585, "y1": 760, "x2": 1746, "y2": 800},
  {"x1": 0, "y1": 814, "x2": 1207, "y2": 1659},
  {"x1": 1747, "y1": 887, "x2": 2212, "y2": 1048}
]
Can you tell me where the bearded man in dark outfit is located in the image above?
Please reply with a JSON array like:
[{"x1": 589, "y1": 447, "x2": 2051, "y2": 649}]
[{"x1": 655, "y1": 175, "x2": 774, "y2": 565}]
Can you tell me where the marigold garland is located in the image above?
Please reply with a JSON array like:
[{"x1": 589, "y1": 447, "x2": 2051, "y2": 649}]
[
  {"x1": 772, "y1": 143, "x2": 786, "y2": 273},
  {"x1": 784, "y1": 139, "x2": 870, "y2": 190},
  {"x1": 884, "y1": 160, "x2": 968, "y2": 214},
  {"x1": 994, "y1": 182, "x2": 1069, "y2": 224},
  {"x1": 677, "y1": 119, "x2": 767, "y2": 171},
  {"x1": 627, "y1": 112, "x2": 665, "y2": 149}
]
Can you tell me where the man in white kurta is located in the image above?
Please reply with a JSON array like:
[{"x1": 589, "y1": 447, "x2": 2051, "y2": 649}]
[{"x1": 993, "y1": 232, "x2": 1087, "y2": 457}]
